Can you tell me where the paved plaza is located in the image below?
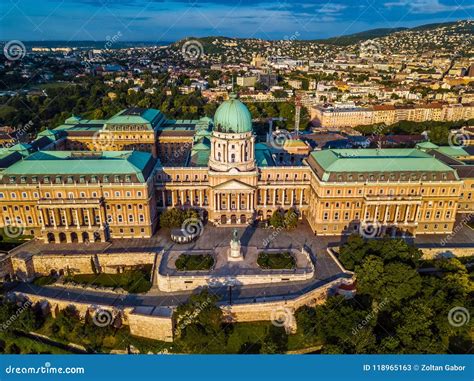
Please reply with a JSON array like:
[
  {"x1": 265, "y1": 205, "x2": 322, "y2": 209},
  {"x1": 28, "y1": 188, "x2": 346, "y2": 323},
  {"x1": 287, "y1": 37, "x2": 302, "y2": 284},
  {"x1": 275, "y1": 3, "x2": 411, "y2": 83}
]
[{"x1": 8, "y1": 218, "x2": 473, "y2": 308}]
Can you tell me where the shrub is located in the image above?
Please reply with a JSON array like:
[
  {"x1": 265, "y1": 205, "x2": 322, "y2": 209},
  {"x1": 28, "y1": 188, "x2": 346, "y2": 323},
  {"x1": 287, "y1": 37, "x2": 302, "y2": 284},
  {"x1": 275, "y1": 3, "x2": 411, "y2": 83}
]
[
  {"x1": 257, "y1": 252, "x2": 295, "y2": 269},
  {"x1": 175, "y1": 254, "x2": 214, "y2": 271}
]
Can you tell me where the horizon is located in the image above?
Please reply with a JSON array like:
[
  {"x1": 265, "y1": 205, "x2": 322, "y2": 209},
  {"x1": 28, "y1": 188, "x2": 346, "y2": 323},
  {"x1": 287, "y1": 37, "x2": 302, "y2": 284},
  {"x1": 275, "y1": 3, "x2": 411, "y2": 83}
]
[
  {"x1": 1, "y1": 0, "x2": 472, "y2": 42},
  {"x1": 11, "y1": 19, "x2": 471, "y2": 44}
]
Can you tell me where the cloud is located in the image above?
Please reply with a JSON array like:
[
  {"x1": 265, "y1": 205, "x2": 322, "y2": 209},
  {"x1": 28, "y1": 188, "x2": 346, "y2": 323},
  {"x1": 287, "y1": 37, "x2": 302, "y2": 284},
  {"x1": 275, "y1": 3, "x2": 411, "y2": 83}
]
[{"x1": 384, "y1": 0, "x2": 474, "y2": 14}]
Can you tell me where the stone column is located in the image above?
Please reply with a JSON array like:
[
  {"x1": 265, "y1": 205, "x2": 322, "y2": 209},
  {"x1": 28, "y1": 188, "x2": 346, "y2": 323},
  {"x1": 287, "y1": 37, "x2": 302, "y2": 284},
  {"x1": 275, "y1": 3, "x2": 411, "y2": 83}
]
[
  {"x1": 395, "y1": 205, "x2": 400, "y2": 223},
  {"x1": 63, "y1": 209, "x2": 69, "y2": 229},
  {"x1": 171, "y1": 190, "x2": 176, "y2": 206},
  {"x1": 162, "y1": 190, "x2": 166, "y2": 207},
  {"x1": 74, "y1": 209, "x2": 80, "y2": 229},
  {"x1": 199, "y1": 190, "x2": 203, "y2": 207},
  {"x1": 86, "y1": 209, "x2": 91, "y2": 229},
  {"x1": 238, "y1": 193, "x2": 241, "y2": 210},
  {"x1": 291, "y1": 189, "x2": 295, "y2": 207},
  {"x1": 227, "y1": 193, "x2": 231, "y2": 210},
  {"x1": 282, "y1": 189, "x2": 286, "y2": 205},
  {"x1": 300, "y1": 189, "x2": 304, "y2": 208},
  {"x1": 40, "y1": 209, "x2": 46, "y2": 229},
  {"x1": 384, "y1": 205, "x2": 389, "y2": 223},
  {"x1": 404, "y1": 205, "x2": 410, "y2": 224},
  {"x1": 273, "y1": 189, "x2": 276, "y2": 206},
  {"x1": 50, "y1": 209, "x2": 57, "y2": 229}
]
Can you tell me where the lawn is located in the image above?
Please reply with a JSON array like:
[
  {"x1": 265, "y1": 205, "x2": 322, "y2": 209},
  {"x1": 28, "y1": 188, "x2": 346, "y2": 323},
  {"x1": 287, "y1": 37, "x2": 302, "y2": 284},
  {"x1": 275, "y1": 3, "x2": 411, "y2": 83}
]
[
  {"x1": 257, "y1": 252, "x2": 296, "y2": 269},
  {"x1": 175, "y1": 254, "x2": 214, "y2": 271},
  {"x1": 64, "y1": 265, "x2": 152, "y2": 293},
  {"x1": 0, "y1": 331, "x2": 72, "y2": 354},
  {"x1": 224, "y1": 321, "x2": 275, "y2": 354}
]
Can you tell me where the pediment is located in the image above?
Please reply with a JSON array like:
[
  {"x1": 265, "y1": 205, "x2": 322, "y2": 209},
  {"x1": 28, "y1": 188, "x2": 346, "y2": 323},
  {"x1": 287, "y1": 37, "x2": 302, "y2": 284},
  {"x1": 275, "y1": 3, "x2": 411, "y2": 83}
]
[{"x1": 213, "y1": 179, "x2": 254, "y2": 191}]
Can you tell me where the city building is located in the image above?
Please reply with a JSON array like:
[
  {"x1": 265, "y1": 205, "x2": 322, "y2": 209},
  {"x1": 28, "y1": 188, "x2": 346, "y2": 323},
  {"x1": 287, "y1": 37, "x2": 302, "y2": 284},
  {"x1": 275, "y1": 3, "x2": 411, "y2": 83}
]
[{"x1": 311, "y1": 103, "x2": 474, "y2": 128}]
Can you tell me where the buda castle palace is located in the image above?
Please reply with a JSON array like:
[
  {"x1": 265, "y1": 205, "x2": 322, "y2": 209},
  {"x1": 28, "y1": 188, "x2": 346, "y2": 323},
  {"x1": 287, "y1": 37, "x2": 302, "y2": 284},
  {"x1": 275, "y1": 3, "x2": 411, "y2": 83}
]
[{"x1": 1, "y1": 94, "x2": 473, "y2": 244}]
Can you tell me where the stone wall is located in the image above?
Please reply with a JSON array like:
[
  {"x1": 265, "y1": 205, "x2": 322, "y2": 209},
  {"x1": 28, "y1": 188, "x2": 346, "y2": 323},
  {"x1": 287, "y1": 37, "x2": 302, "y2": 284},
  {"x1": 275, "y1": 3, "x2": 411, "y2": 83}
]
[
  {"x1": 157, "y1": 271, "x2": 314, "y2": 292},
  {"x1": 421, "y1": 247, "x2": 474, "y2": 259},
  {"x1": 7, "y1": 252, "x2": 156, "y2": 279},
  {"x1": 11, "y1": 292, "x2": 174, "y2": 343},
  {"x1": 127, "y1": 308, "x2": 174, "y2": 342}
]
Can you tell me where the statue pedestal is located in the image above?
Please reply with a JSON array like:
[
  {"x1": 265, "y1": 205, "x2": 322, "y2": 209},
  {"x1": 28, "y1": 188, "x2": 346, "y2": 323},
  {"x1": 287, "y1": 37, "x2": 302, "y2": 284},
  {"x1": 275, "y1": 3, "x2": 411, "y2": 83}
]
[{"x1": 228, "y1": 238, "x2": 244, "y2": 261}]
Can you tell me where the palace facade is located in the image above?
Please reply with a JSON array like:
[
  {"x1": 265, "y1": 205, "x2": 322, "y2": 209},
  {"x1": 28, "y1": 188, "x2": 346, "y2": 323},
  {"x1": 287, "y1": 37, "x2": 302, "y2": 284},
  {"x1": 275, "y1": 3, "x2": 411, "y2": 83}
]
[{"x1": 0, "y1": 95, "x2": 472, "y2": 243}]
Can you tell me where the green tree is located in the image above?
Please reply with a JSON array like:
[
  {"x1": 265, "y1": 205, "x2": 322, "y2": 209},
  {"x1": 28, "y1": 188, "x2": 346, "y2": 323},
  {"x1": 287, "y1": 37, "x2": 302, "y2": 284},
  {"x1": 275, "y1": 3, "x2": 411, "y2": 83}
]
[{"x1": 269, "y1": 209, "x2": 285, "y2": 228}]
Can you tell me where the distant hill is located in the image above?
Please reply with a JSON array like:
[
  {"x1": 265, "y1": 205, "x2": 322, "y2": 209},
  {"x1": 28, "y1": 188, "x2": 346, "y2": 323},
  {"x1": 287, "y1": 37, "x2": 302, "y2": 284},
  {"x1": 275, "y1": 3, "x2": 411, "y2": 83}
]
[{"x1": 317, "y1": 27, "x2": 409, "y2": 45}]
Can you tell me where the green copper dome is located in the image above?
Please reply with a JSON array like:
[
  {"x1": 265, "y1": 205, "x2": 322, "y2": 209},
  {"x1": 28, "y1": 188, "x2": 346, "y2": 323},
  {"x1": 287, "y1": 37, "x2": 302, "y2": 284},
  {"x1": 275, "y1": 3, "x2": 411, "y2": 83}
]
[{"x1": 214, "y1": 94, "x2": 252, "y2": 134}]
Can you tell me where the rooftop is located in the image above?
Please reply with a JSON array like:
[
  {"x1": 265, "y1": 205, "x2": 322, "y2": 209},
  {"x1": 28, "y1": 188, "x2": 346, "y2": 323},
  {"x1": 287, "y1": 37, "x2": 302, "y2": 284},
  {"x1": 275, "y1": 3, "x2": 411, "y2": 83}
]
[
  {"x1": 309, "y1": 148, "x2": 456, "y2": 177},
  {"x1": 1, "y1": 151, "x2": 156, "y2": 182}
]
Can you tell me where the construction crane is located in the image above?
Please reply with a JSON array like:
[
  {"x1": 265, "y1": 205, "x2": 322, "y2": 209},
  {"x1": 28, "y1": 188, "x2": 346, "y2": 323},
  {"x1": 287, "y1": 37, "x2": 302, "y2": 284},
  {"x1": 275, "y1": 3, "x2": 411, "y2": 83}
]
[{"x1": 241, "y1": 94, "x2": 303, "y2": 138}]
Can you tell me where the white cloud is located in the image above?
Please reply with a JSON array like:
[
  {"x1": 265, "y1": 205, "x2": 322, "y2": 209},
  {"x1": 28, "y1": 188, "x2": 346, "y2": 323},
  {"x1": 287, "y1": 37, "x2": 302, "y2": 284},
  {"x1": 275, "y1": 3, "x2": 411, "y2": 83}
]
[{"x1": 384, "y1": 0, "x2": 474, "y2": 14}]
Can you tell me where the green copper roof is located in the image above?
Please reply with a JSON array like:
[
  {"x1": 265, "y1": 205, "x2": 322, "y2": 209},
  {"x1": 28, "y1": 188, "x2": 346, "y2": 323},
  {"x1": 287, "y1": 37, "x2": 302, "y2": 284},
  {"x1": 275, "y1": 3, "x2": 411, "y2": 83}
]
[
  {"x1": 2, "y1": 151, "x2": 155, "y2": 182},
  {"x1": 435, "y1": 146, "x2": 469, "y2": 158},
  {"x1": 255, "y1": 143, "x2": 275, "y2": 166},
  {"x1": 214, "y1": 94, "x2": 253, "y2": 134},
  {"x1": 311, "y1": 148, "x2": 455, "y2": 173},
  {"x1": 416, "y1": 141, "x2": 439, "y2": 149},
  {"x1": 105, "y1": 108, "x2": 163, "y2": 130}
]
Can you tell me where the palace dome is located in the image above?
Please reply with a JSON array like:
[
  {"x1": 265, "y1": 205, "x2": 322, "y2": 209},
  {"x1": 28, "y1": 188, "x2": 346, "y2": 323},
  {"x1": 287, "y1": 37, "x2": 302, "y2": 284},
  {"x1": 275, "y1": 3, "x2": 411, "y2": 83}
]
[{"x1": 213, "y1": 94, "x2": 252, "y2": 134}]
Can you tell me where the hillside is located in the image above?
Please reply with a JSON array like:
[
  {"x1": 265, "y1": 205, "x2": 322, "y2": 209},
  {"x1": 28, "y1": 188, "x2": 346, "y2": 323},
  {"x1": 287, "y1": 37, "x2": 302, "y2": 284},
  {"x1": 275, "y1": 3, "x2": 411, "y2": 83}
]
[{"x1": 162, "y1": 20, "x2": 473, "y2": 64}]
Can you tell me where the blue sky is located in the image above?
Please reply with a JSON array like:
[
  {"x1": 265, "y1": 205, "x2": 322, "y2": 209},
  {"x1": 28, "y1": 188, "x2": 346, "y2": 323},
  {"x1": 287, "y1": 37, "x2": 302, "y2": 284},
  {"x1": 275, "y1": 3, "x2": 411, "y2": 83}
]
[{"x1": 0, "y1": 0, "x2": 472, "y2": 41}]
